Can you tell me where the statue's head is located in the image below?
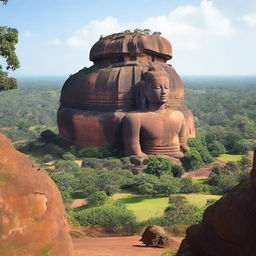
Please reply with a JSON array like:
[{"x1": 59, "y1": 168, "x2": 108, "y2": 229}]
[{"x1": 136, "y1": 67, "x2": 170, "y2": 110}]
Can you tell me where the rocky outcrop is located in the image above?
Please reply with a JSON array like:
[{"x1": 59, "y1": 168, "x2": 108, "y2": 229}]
[
  {"x1": 0, "y1": 134, "x2": 74, "y2": 256},
  {"x1": 58, "y1": 33, "x2": 195, "y2": 148},
  {"x1": 177, "y1": 151, "x2": 256, "y2": 256},
  {"x1": 140, "y1": 225, "x2": 168, "y2": 247}
]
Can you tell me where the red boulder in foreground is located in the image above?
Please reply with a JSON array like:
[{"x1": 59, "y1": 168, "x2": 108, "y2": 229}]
[
  {"x1": 0, "y1": 134, "x2": 74, "y2": 256},
  {"x1": 140, "y1": 225, "x2": 169, "y2": 248},
  {"x1": 177, "y1": 151, "x2": 256, "y2": 256}
]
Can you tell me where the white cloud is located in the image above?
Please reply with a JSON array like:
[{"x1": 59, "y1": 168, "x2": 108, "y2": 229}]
[
  {"x1": 142, "y1": 0, "x2": 234, "y2": 50},
  {"x1": 64, "y1": 0, "x2": 234, "y2": 53},
  {"x1": 66, "y1": 16, "x2": 124, "y2": 49},
  {"x1": 49, "y1": 38, "x2": 62, "y2": 45},
  {"x1": 241, "y1": 13, "x2": 256, "y2": 27},
  {"x1": 42, "y1": 0, "x2": 251, "y2": 75}
]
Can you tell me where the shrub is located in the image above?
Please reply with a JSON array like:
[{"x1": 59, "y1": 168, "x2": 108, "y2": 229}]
[
  {"x1": 181, "y1": 149, "x2": 204, "y2": 171},
  {"x1": 62, "y1": 152, "x2": 76, "y2": 161},
  {"x1": 81, "y1": 158, "x2": 104, "y2": 169},
  {"x1": 207, "y1": 141, "x2": 225, "y2": 157},
  {"x1": 144, "y1": 156, "x2": 184, "y2": 177},
  {"x1": 74, "y1": 206, "x2": 137, "y2": 232},
  {"x1": 157, "y1": 175, "x2": 181, "y2": 195},
  {"x1": 40, "y1": 129, "x2": 57, "y2": 142},
  {"x1": 88, "y1": 191, "x2": 108, "y2": 206},
  {"x1": 179, "y1": 178, "x2": 194, "y2": 193},
  {"x1": 125, "y1": 173, "x2": 160, "y2": 195},
  {"x1": 103, "y1": 158, "x2": 123, "y2": 170},
  {"x1": 42, "y1": 154, "x2": 54, "y2": 163},
  {"x1": 163, "y1": 196, "x2": 203, "y2": 225},
  {"x1": 51, "y1": 172, "x2": 78, "y2": 203},
  {"x1": 54, "y1": 160, "x2": 80, "y2": 173},
  {"x1": 188, "y1": 137, "x2": 213, "y2": 164}
]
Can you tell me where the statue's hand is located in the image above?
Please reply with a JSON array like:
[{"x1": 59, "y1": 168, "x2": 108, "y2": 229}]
[{"x1": 180, "y1": 143, "x2": 190, "y2": 152}]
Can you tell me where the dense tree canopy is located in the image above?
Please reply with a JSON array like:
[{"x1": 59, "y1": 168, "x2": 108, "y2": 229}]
[{"x1": 0, "y1": 0, "x2": 20, "y2": 91}]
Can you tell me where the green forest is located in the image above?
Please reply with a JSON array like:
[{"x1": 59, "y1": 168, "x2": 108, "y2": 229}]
[{"x1": 0, "y1": 76, "x2": 255, "y2": 234}]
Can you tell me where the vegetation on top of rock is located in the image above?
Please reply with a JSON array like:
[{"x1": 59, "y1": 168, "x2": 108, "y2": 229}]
[{"x1": 99, "y1": 29, "x2": 162, "y2": 39}]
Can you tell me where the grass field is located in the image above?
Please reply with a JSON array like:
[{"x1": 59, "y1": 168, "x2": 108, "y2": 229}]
[
  {"x1": 192, "y1": 178, "x2": 208, "y2": 184},
  {"x1": 217, "y1": 154, "x2": 243, "y2": 162},
  {"x1": 112, "y1": 193, "x2": 221, "y2": 221}
]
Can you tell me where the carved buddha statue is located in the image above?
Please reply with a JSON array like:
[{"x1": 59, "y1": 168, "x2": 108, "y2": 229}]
[{"x1": 123, "y1": 67, "x2": 189, "y2": 158}]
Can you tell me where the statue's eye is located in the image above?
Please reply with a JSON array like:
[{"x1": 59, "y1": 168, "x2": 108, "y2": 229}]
[
  {"x1": 153, "y1": 84, "x2": 161, "y2": 89},
  {"x1": 164, "y1": 86, "x2": 169, "y2": 89}
]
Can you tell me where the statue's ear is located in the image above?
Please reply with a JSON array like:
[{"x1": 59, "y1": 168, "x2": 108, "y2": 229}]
[{"x1": 135, "y1": 81, "x2": 147, "y2": 110}]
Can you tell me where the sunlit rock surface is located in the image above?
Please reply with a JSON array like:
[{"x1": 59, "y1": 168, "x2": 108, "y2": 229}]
[
  {"x1": 177, "y1": 152, "x2": 256, "y2": 256},
  {"x1": 0, "y1": 134, "x2": 74, "y2": 256},
  {"x1": 58, "y1": 33, "x2": 195, "y2": 148}
]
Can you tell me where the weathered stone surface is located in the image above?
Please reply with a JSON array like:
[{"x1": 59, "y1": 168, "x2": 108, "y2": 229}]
[
  {"x1": 90, "y1": 33, "x2": 172, "y2": 63},
  {"x1": 58, "y1": 33, "x2": 195, "y2": 151},
  {"x1": 123, "y1": 67, "x2": 189, "y2": 158},
  {"x1": 0, "y1": 134, "x2": 74, "y2": 256},
  {"x1": 176, "y1": 151, "x2": 256, "y2": 256},
  {"x1": 140, "y1": 225, "x2": 169, "y2": 248}
]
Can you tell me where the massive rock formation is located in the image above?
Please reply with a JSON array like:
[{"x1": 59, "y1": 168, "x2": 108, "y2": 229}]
[
  {"x1": 58, "y1": 33, "x2": 195, "y2": 155},
  {"x1": 177, "y1": 151, "x2": 256, "y2": 256},
  {"x1": 0, "y1": 134, "x2": 74, "y2": 256}
]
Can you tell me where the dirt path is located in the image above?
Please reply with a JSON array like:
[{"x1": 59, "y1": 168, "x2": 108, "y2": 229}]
[
  {"x1": 70, "y1": 199, "x2": 87, "y2": 208},
  {"x1": 73, "y1": 236, "x2": 182, "y2": 256},
  {"x1": 182, "y1": 159, "x2": 227, "y2": 179}
]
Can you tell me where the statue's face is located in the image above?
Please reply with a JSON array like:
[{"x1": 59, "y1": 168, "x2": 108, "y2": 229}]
[{"x1": 147, "y1": 74, "x2": 169, "y2": 104}]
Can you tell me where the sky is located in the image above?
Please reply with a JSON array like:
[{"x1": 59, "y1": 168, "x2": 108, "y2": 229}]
[{"x1": 1, "y1": 0, "x2": 256, "y2": 76}]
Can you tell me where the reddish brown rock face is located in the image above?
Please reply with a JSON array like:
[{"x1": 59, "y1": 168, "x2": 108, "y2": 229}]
[
  {"x1": 176, "y1": 151, "x2": 256, "y2": 256},
  {"x1": 0, "y1": 134, "x2": 74, "y2": 256},
  {"x1": 123, "y1": 67, "x2": 189, "y2": 158},
  {"x1": 58, "y1": 33, "x2": 195, "y2": 152},
  {"x1": 140, "y1": 225, "x2": 169, "y2": 248}
]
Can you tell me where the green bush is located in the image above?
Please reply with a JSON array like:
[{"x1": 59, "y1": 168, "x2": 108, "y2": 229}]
[
  {"x1": 163, "y1": 196, "x2": 203, "y2": 225},
  {"x1": 125, "y1": 173, "x2": 160, "y2": 195},
  {"x1": 179, "y1": 178, "x2": 194, "y2": 193},
  {"x1": 51, "y1": 172, "x2": 79, "y2": 203},
  {"x1": 181, "y1": 149, "x2": 204, "y2": 171},
  {"x1": 42, "y1": 154, "x2": 54, "y2": 163},
  {"x1": 62, "y1": 152, "x2": 76, "y2": 161},
  {"x1": 188, "y1": 137, "x2": 213, "y2": 164},
  {"x1": 103, "y1": 158, "x2": 123, "y2": 170},
  {"x1": 74, "y1": 206, "x2": 137, "y2": 231},
  {"x1": 88, "y1": 191, "x2": 108, "y2": 206},
  {"x1": 54, "y1": 160, "x2": 80, "y2": 173},
  {"x1": 81, "y1": 158, "x2": 104, "y2": 169},
  {"x1": 144, "y1": 156, "x2": 184, "y2": 177},
  {"x1": 207, "y1": 140, "x2": 225, "y2": 157},
  {"x1": 157, "y1": 175, "x2": 181, "y2": 195}
]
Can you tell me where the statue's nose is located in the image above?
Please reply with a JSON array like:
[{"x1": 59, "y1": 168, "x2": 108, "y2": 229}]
[{"x1": 161, "y1": 86, "x2": 167, "y2": 93}]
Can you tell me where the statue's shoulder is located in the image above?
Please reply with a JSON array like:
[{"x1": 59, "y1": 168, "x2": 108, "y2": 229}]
[
  {"x1": 123, "y1": 111, "x2": 143, "y2": 123},
  {"x1": 167, "y1": 109, "x2": 185, "y2": 119}
]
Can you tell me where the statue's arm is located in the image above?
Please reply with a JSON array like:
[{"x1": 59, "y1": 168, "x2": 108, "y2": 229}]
[
  {"x1": 123, "y1": 114, "x2": 147, "y2": 157},
  {"x1": 179, "y1": 116, "x2": 190, "y2": 152}
]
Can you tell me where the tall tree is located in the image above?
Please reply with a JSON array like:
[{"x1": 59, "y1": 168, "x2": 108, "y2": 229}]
[{"x1": 0, "y1": 0, "x2": 20, "y2": 91}]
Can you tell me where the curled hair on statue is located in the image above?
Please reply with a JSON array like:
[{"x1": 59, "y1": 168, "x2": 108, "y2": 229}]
[{"x1": 135, "y1": 66, "x2": 169, "y2": 110}]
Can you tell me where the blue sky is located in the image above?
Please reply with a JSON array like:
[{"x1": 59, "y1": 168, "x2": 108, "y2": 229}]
[{"x1": 1, "y1": 0, "x2": 256, "y2": 76}]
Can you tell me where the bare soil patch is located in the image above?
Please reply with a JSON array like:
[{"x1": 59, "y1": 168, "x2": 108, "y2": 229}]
[
  {"x1": 182, "y1": 159, "x2": 227, "y2": 178},
  {"x1": 73, "y1": 236, "x2": 182, "y2": 256}
]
